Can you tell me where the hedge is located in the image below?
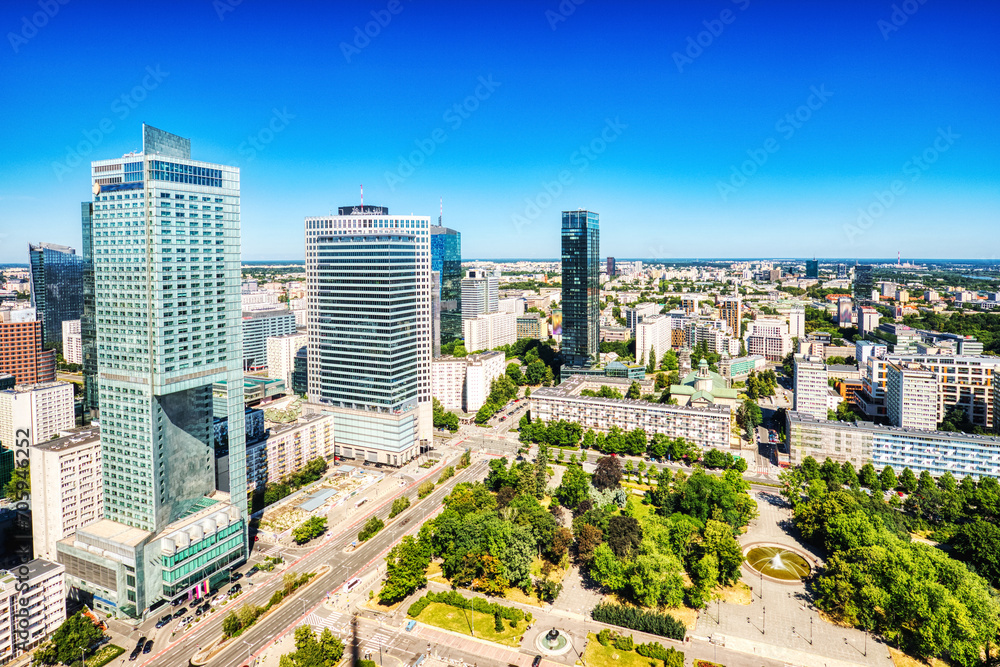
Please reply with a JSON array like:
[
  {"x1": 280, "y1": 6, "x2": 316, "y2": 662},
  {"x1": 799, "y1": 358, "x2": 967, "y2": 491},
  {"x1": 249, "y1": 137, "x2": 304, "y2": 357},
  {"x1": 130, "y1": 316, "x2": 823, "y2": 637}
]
[
  {"x1": 406, "y1": 591, "x2": 529, "y2": 623},
  {"x1": 591, "y1": 603, "x2": 686, "y2": 641}
]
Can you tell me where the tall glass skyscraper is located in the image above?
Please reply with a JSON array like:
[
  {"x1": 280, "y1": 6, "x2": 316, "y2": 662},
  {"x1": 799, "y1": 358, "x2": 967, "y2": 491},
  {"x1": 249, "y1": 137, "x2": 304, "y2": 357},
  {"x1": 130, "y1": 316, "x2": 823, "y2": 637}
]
[
  {"x1": 431, "y1": 225, "x2": 462, "y2": 349},
  {"x1": 305, "y1": 205, "x2": 432, "y2": 464},
  {"x1": 58, "y1": 125, "x2": 246, "y2": 618},
  {"x1": 28, "y1": 242, "x2": 85, "y2": 346},
  {"x1": 81, "y1": 203, "x2": 98, "y2": 419},
  {"x1": 561, "y1": 210, "x2": 600, "y2": 366},
  {"x1": 854, "y1": 264, "x2": 875, "y2": 304}
]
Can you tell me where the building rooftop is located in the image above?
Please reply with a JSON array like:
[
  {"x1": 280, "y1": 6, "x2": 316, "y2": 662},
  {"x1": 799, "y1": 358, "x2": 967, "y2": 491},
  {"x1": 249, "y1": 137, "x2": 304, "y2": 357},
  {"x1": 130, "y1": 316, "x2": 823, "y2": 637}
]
[
  {"x1": 33, "y1": 425, "x2": 101, "y2": 453},
  {"x1": 0, "y1": 381, "x2": 72, "y2": 395},
  {"x1": 18, "y1": 558, "x2": 64, "y2": 582},
  {"x1": 76, "y1": 519, "x2": 152, "y2": 548},
  {"x1": 268, "y1": 411, "x2": 329, "y2": 436},
  {"x1": 787, "y1": 410, "x2": 1000, "y2": 445}
]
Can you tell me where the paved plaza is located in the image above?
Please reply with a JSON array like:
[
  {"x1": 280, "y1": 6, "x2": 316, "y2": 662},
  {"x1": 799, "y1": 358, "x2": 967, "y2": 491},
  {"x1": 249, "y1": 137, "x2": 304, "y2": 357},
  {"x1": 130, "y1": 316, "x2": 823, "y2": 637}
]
[{"x1": 693, "y1": 489, "x2": 892, "y2": 667}]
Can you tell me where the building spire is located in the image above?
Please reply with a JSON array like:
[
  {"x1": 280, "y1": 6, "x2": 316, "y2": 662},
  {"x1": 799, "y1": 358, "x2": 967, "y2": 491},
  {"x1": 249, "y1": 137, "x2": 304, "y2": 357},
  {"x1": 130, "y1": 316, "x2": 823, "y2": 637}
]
[
  {"x1": 360, "y1": 183, "x2": 363, "y2": 207},
  {"x1": 439, "y1": 196, "x2": 443, "y2": 225}
]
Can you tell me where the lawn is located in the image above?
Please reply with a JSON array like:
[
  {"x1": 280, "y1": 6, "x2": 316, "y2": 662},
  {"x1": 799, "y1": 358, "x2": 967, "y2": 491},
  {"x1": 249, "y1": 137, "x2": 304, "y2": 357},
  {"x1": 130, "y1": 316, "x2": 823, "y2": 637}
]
[
  {"x1": 889, "y1": 648, "x2": 949, "y2": 667},
  {"x1": 413, "y1": 602, "x2": 528, "y2": 647},
  {"x1": 583, "y1": 633, "x2": 664, "y2": 667},
  {"x1": 88, "y1": 644, "x2": 126, "y2": 667}
]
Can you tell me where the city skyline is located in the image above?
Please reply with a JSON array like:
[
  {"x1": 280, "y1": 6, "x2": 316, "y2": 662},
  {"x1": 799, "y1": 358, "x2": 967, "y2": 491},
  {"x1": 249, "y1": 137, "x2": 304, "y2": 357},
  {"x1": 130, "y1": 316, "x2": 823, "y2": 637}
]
[{"x1": 1, "y1": 1, "x2": 998, "y2": 263}]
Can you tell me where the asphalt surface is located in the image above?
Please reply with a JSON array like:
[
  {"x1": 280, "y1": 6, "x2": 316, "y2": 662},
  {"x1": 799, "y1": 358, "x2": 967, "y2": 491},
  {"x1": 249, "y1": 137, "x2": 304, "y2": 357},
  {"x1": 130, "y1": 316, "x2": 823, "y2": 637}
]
[{"x1": 138, "y1": 458, "x2": 489, "y2": 667}]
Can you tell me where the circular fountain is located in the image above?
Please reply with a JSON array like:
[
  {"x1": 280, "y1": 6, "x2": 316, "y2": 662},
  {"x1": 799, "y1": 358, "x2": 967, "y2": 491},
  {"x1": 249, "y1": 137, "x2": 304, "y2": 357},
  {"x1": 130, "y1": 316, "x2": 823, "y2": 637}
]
[
  {"x1": 535, "y1": 628, "x2": 572, "y2": 656},
  {"x1": 744, "y1": 545, "x2": 811, "y2": 582}
]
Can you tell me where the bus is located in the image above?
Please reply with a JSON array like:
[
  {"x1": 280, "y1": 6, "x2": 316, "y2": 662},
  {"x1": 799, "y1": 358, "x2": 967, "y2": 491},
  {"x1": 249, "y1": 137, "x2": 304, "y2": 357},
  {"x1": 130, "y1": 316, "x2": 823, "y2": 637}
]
[
  {"x1": 344, "y1": 577, "x2": 362, "y2": 593},
  {"x1": 354, "y1": 498, "x2": 368, "y2": 509}
]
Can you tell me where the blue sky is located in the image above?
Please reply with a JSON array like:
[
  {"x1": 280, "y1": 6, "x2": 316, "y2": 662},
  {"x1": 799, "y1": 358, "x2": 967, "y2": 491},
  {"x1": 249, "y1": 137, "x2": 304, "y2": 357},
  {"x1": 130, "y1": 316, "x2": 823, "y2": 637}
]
[{"x1": 1, "y1": 0, "x2": 998, "y2": 263}]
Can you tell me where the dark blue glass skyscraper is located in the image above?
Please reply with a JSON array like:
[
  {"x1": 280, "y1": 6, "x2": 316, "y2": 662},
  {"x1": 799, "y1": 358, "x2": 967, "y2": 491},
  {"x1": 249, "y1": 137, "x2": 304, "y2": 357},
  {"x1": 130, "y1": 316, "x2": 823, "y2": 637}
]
[
  {"x1": 28, "y1": 242, "x2": 85, "y2": 346},
  {"x1": 431, "y1": 225, "x2": 462, "y2": 348},
  {"x1": 561, "y1": 210, "x2": 599, "y2": 366}
]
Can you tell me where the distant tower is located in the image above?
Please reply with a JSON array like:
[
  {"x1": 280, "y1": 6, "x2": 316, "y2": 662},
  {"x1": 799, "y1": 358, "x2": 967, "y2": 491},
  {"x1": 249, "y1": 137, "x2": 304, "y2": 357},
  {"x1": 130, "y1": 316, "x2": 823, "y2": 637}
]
[{"x1": 562, "y1": 210, "x2": 600, "y2": 367}]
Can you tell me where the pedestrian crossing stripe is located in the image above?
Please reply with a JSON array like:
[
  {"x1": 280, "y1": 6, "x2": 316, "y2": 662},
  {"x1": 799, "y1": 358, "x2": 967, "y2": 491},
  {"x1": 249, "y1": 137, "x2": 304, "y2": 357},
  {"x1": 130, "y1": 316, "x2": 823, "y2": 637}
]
[{"x1": 305, "y1": 612, "x2": 343, "y2": 630}]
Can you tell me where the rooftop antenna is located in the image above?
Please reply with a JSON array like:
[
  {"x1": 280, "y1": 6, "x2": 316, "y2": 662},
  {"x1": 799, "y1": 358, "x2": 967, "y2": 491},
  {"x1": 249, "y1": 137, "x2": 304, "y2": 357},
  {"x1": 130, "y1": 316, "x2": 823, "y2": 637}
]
[{"x1": 360, "y1": 183, "x2": 364, "y2": 207}]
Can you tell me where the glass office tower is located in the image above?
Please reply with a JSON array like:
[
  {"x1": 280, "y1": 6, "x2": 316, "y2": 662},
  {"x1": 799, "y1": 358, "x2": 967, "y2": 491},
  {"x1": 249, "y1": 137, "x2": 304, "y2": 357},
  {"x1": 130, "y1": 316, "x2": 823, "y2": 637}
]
[
  {"x1": 805, "y1": 259, "x2": 819, "y2": 279},
  {"x1": 561, "y1": 210, "x2": 600, "y2": 366},
  {"x1": 58, "y1": 125, "x2": 246, "y2": 618},
  {"x1": 431, "y1": 225, "x2": 462, "y2": 348},
  {"x1": 854, "y1": 264, "x2": 875, "y2": 304},
  {"x1": 28, "y1": 242, "x2": 85, "y2": 346},
  {"x1": 305, "y1": 205, "x2": 432, "y2": 464},
  {"x1": 80, "y1": 203, "x2": 98, "y2": 419}
]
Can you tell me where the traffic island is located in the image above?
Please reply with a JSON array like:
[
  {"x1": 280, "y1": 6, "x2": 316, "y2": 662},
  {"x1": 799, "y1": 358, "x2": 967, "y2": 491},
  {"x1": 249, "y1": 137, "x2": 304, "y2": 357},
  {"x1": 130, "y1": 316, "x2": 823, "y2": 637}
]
[{"x1": 188, "y1": 563, "x2": 330, "y2": 666}]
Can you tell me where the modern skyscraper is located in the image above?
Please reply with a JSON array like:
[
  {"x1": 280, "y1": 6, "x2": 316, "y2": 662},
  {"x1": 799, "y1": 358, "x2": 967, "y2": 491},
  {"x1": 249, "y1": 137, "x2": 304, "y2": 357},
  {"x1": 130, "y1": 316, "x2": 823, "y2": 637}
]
[
  {"x1": 837, "y1": 263, "x2": 848, "y2": 279},
  {"x1": 805, "y1": 259, "x2": 819, "y2": 279},
  {"x1": 606, "y1": 257, "x2": 616, "y2": 277},
  {"x1": 305, "y1": 204, "x2": 432, "y2": 464},
  {"x1": 241, "y1": 308, "x2": 296, "y2": 371},
  {"x1": 80, "y1": 201, "x2": 98, "y2": 419},
  {"x1": 57, "y1": 125, "x2": 247, "y2": 618},
  {"x1": 854, "y1": 264, "x2": 875, "y2": 304},
  {"x1": 28, "y1": 242, "x2": 85, "y2": 346},
  {"x1": 430, "y1": 225, "x2": 462, "y2": 349},
  {"x1": 561, "y1": 210, "x2": 599, "y2": 366},
  {"x1": 461, "y1": 269, "x2": 498, "y2": 320}
]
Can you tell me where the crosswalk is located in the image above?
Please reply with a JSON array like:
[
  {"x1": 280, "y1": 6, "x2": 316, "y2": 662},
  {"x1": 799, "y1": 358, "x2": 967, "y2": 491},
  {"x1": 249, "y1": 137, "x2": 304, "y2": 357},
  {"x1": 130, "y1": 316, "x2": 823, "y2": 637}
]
[
  {"x1": 362, "y1": 631, "x2": 391, "y2": 655},
  {"x1": 304, "y1": 611, "x2": 343, "y2": 632}
]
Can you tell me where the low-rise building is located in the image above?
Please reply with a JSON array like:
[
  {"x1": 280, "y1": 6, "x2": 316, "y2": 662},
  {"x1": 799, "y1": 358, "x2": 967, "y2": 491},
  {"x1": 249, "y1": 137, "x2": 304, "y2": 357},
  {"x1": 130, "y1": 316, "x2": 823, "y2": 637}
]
[
  {"x1": 531, "y1": 375, "x2": 731, "y2": 451},
  {"x1": 266, "y1": 332, "x2": 308, "y2": 391},
  {"x1": 786, "y1": 410, "x2": 1000, "y2": 479},
  {"x1": 516, "y1": 315, "x2": 547, "y2": 340},
  {"x1": 718, "y1": 354, "x2": 767, "y2": 381}
]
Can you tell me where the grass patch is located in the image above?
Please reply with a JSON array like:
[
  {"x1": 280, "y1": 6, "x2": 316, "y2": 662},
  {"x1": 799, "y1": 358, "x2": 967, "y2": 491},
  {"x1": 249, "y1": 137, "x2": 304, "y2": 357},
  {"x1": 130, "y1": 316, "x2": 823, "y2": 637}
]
[
  {"x1": 363, "y1": 597, "x2": 403, "y2": 613},
  {"x1": 715, "y1": 582, "x2": 751, "y2": 606},
  {"x1": 503, "y1": 586, "x2": 546, "y2": 608},
  {"x1": 693, "y1": 661, "x2": 724, "y2": 667},
  {"x1": 426, "y1": 561, "x2": 445, "y2": 580},
  {"x1": 623, "y1": 481, "x2": 653, "y2": 492},
  {"x1": 88, "y1": 645, "x2": 126, "y2": 667},
  {"x1": 583, "y1": 633, "x2": 664, "y2": 667},
  {"x1": 413, "y1": 601, "x2": 528, "y2": 647},
  {"x1": 664, "y1": 605, "x2": 698, "y2": 631},
  {"x1": 889, "y1": 648, "x2": 949, "y2": 667}
]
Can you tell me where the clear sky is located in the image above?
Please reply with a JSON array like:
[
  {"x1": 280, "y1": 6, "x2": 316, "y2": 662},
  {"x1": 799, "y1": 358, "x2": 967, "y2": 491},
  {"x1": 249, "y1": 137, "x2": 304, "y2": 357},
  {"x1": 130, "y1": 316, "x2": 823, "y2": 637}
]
[{"x1": 1, "y1": 0, "x2": 998, "y2": 263}]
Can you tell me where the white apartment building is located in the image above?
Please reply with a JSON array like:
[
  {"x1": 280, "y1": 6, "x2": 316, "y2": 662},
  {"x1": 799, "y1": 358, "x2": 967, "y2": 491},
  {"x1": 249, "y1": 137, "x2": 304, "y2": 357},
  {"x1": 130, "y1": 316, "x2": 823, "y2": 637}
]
[
  {"x1": 0, "y1": 559, "x2": 66, "y2": 655},
  {"x1": 61, "y1": 320, "x2": 82, "y2": 365},
  {"x1": 266, "y1": 332, "x2": 308, "y2": 391},
  {"x1": 635, "y1": 315, "x2": 672, "y2": 366},
  {"x1": 498, "y1": 297, "x2": 526, "y2": 316},
  {"x1": 686, "y1": 320, "x2": 729, "y2": 354},
  {"x1": 241, "y1": 290, "x2": 280, "y2": 311},
  {"x1": 861, "y1": 354, "x2": 998, "y2": 428},
  {"x1": 530, "y1": 375, "x2": 732, "y2": 451},
  {"x1": 463, "y1": 312, "x2": 517, "y2": 352},
  {"x1": 30, "y1": 426, "x2": 103, "y2": 561},
  {"x1": 248, "y1": 411, "x2": 336, "y2": 486},
  {"x1": 857, "y1": 307, "x2": 881, "y2": 338},
  {"x1": 886, "y1": 362, "x2": 938, "y2": 431},
  {"x1": 0, "y1": 382, "x2": 75, "y2": 447},
  {"x1": 794, "y1": 355, "x2": 828, "y2": 420},
  {"x1": 745, "y1": 319, "x2": 792, "y2": 361},
  {"x1": 787, "y1": 306, "x2": 805, "y2": 339},
  {"x1": 431, "y1": 351, "x2": 505, "y2": 413},
  {"x1": 786, "y1": 410, "x2": 1000, "y2": 480}
]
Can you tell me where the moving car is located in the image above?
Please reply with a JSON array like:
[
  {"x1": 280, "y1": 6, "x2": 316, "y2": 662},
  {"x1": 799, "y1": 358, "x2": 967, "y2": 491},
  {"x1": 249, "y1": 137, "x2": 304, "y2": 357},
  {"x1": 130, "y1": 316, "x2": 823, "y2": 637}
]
[
  {"x1": 155, "y1": 615, "x2": 170, "y2": 629},
  {"x1": 134, "y1": 637, "x2": 146, "y2": 651},
  {"x1": 405, "y1": 619, "x2": 416, "y2": 632},
  {"x1": 172, "y1": 607, "x2": 187, "y2": 619},
  {"x1": 533, "y1": 656, "x2": 543, "y2": 667}
]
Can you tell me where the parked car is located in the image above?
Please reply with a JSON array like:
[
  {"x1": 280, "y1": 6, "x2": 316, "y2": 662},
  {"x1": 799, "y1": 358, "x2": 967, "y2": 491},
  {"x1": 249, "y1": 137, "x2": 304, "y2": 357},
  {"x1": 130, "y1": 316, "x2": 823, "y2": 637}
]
[
  {"x1": 135, "y1": 637, "x2": 146, "y2": 651},
  {"x1": 129, "y1": 648, "x2": 140, "y2": 661},
  {"x1": 172, "y1": 607, "x2": 187, "y2": 619},
  {"x1": 230, "y1": 572, "x2": 243, "y2": 582},
  {"x1": 533, "y1": 656, "x2": 543, "y2": 667},
  {"x1": 155, "y1": 616, "x2": 170, "y2": 629},
  {"x1": 247, "y1": 566, "x2": 259, "y2": 576},
  {"x1": 143, "y1": 640, "x2": 153, "y2": 654}
]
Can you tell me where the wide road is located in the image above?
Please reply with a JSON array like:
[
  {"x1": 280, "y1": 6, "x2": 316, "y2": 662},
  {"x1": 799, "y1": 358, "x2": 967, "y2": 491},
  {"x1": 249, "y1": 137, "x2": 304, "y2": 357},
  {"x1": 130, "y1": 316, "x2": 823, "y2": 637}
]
[{"x1": 142, "y1": 458, "x2": 489, "y2": 667}]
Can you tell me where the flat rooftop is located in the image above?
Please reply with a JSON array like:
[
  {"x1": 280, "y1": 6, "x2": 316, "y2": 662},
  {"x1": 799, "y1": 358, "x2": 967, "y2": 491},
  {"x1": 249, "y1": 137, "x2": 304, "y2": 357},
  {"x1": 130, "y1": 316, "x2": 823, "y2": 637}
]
[{"x1": 34, "y1": 425, "x2": 101, "y2": 453}]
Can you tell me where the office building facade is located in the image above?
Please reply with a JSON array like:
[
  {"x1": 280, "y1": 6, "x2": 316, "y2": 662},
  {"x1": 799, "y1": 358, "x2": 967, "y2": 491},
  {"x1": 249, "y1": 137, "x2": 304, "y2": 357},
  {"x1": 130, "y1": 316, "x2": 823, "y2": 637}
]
[
  {"x1": 460, "y1": 269, "x2": 498, "y2": 320},
  {"x1": 854, "y1": 264, "x2": 875, "y2": 304},
  {"x1": 305, "y1": 205, "x2": 432, "y2": 464},
  {"x1": 28, "y1": 242, "x2": 85, "y2": 346},
  {"x1": 57, "y1": 125, "x2": 247, "y2": 618},
  {"x1": 805, "y1": 259, "x2": 819, "y2": 279},
  {"x1": 561, "y1": 210, "x2": 599, "y2": 366},
  {"x1": 62, "y1": 319, "x2": 83, "y2": 364},
  {"x1": 717, "y1": 295, "x2": 742, "y2": 337},
  {"x1": 431, "y1": 225, "x2": 462, "y2": 347},
  {"x1": 0, "y1": 317, "x2": 55, "y2": 385},
  {"x1": 242, "y1": 309, "x2": 296, "y2": 371}
]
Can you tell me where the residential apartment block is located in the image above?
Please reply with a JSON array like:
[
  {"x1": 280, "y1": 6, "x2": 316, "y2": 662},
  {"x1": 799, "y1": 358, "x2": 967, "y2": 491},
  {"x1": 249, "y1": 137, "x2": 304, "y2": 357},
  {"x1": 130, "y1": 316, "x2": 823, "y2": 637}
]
[
  {"x1": 30, "y1": 426, "x2": 103, "y2": 561},
  {"x1": 62, "y1": 319, "x2": 82, "y2": 365},
  {"x1": 431, "y1": 351, "x2": 505, "y2": 413},
  {"x1": 786, "y1": 410, "x2": 1000, "y2": 479},
  {"x1": 242, "y1": 309, "x2": 296, "y2": 371},
  {"x1": 0, "y1": 315, "x2": 55, "y2": 386},
  {"x1": 886, "y1": 361, "x2": 938, "y2": 430},
  {"x1": 463, "y1": 312, "x2": 516, "y2": 353},
  {"x1": 793, "y1": 355, "x2": 828, "y2": 420},
  {"x1": 745, "y1": 319, "x2": 792, "y2": 361},
  {"x1": 531, "y1": 375, "x2": 731, "y2": 451},
  {"x1": 0, "y1": 382, "x2": 75, "y2": 447},
  {"x1": 266, "y1": 332, "x2": 307, "y2": 391}
]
